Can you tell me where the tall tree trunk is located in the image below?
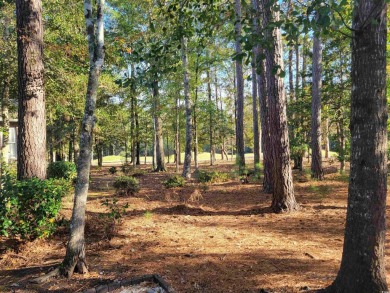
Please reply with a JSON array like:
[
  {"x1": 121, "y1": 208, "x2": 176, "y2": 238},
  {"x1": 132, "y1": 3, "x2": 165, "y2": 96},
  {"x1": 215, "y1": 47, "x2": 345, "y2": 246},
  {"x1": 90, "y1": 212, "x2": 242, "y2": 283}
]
[
  {"x1": 310, "y1": 28, "x2": 324, "y2": 180},
  {"x1": 193, "y1": 56, "x2": 200, "y2": 170},
  {"x1": 207, "y1": 69, "x2": 215, "y2": 166},
  {"x1": 288, "y1": 49, "x2": 294, "y2": 102},
  {"x1": 61, "y1": 0, "x2": 105, "y2": 278},
  {"x1": 16, "y1": 0, "x2": 46, "y2": 180},
  {"x1": 253, "y1": 0, "x2": 273, "y2": 193},
  {"x1": 325, "y1": 0, "x2": 388, "y2": 291},
  {"x1": 135, "y1": 106, "x2": 140, "y2": 165},
  {"x1": 252, "y1": 61, "x2": 260, "y2": 170},
  {"x1": 262, "y1": 0, "x2": 298, "y2": 212},
  {"x1": 1, "y1": 75, "x2": 10, "y2": 164},
  {"x1": 181, "y1": 36, "x2": 192, "y2": 178},
  {"x1": 234, "y1": 0, "x2": 245, "y2": 171},
  {"x1": 175, "y1": 96, "x2": 180, "y2": 173},
  {"x1": 295, "y1": 43, "x2": 299, "y2": 97},
  {"x1": 152, "y1": 80, "x2": 165, "y2": 172}
]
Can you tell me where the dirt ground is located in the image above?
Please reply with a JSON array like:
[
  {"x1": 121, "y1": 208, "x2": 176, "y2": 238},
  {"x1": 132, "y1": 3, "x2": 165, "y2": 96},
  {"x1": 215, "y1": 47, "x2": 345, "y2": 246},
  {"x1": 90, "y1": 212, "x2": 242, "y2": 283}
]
[{"x1": 0, "y1": 159, "x2": 389, "y2": 293}]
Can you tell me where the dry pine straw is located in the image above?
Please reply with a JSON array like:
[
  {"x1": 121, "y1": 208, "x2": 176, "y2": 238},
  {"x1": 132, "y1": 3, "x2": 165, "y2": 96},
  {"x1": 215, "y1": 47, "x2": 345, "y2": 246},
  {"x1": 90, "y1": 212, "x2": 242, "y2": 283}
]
[{"x1": 1, "y1": 161, "x2": 390, "y2": 293}]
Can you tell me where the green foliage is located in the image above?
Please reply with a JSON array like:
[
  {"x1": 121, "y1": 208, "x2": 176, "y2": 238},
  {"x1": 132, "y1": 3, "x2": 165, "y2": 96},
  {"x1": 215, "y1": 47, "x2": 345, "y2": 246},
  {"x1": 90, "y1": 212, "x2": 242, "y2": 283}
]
[
  {"x1": 0, "y1": 173, "x2": 71, "y2": 239},
  {"x1": 121, "y1": 162, "x2": 134, "y2": 175},
  {"x1": 195, "y1": 170, "x2": 230, "y2": 183},
  {"x1": 100, "y1": 198, "x2": 128, "y2": 222},
  {"x1": 108, "y1": 166, "x2": 117, "y2": 175},
  {"x1": 163, "y1": 175, "x2": 185, "y2": 188},
  {"x1": 47, "y1": 161, "x2": 77, "y2": 181},
  {"x1": 113, "y1": 176, "x2": 140, "y2": 195}
]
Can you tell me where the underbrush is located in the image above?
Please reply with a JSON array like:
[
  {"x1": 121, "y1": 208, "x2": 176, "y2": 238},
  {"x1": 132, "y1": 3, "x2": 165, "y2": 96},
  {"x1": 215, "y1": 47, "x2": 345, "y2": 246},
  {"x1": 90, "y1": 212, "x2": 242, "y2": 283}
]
[
  {"x1": 195, "y1": 170, "x2": 230, "y2": 183},
  {"x1": 113, "y1": 176, "x2": 140, "y2": 195},
  {"x1": 163, "y1": 175, "x2": 185, "y2": 188},
  {"x1": 0, "y1": 171, "x2": 72, "y2": 239}
]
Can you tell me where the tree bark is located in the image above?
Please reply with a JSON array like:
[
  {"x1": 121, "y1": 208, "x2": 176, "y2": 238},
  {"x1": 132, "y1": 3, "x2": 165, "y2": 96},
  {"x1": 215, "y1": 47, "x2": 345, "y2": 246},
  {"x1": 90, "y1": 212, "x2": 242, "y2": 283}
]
[
  {"x1": 175, "y1": 96, "x2": 180, "y2": 173},
  {"x1": 252, "y1": 61, "x2": 260, "y2": 170},
  {"x1": 61, "y1": 0, "x2": 105, "y2": 278},
  {"x1": 207, "y1": 69, "x2": 215, "y2": 166},
  {"x1": 181, "y1": 36, "x2": 192, "y2": 178},
  {"x1": 325, "y1": 1, "x2": 388, "y2": 292},
  {"x1": 16, "y1": 0, "x2": 47, "y2": 180},
  {"x1": 310, "y1": 28, "x2": 324, "y2": 180},
  {"x1": 234, "y1": 0, "x2": 245, "y2": 171},
  {"x1": 262, "y1": 0, "x2": 298, "y2": 212},
  {"x1": 1, "y1": 75, "x2": 10, "y2": 164},
  {"x1": 253, "y1": 0, "x2": 273, "y2": 193},
  {"x1": 152, "y1": 80, "x2": 165, "y2": 172}
]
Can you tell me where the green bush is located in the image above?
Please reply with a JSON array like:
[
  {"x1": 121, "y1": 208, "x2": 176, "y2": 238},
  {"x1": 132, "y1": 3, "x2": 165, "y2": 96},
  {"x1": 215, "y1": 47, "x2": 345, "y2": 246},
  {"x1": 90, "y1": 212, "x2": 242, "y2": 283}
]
[
  {"x1": 121, "y1": 162, "x2": 134, "y2": 174},
  {"x1": 47, "y1": 161, "x2": 77, "y2": 181},
  {"x1": 195, "y1": 170, "x2": 230, "y2": 183},
  {"x1": 113, "y1": 176, "x2": 140, "y2": 195},
  {"x1": 163, "y1": 175, "x2": 185, "y2": 188},
  {"x1": 0, "y1": 174, "x2": 71, "y2": 239},
  {"x1": 108, "y1": 166, "x2": 117, "y2": 175}
]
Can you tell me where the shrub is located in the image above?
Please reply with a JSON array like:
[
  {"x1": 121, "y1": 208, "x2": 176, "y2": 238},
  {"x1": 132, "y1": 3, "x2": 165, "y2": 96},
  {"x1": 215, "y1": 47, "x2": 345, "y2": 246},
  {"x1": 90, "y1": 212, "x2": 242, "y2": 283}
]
[
  {"x1": 108, "y1": 166, "x2": 117, "y2": 175},
  {"x1": 195, "y1": 170, "x2": 229, "y2": 183},
  {"x1": 121, "y1": 162, "x2": 134, "y2": 174},
  {"x1": 113, "y1": 176, "x2": 140, "y2": 195},
  {"x1": 100, "y1": 198, "x2": 128, "y2": 222},
  {"x1": 0, "y1": 174, "x2": 71, "y2": 239},
  {"x1": 163, "y1": 175, "x2": 185, "y2": 188},
  {"x1": 47, "y1": 161, "x2": 77, "y2": 181}
]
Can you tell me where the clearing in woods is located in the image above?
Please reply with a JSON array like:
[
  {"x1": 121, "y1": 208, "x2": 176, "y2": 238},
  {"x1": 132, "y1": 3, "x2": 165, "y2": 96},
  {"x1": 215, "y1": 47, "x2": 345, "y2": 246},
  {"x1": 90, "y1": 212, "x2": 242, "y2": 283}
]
[{"x1": 0, "y1": 159, "x2": 389, "y2": 292}]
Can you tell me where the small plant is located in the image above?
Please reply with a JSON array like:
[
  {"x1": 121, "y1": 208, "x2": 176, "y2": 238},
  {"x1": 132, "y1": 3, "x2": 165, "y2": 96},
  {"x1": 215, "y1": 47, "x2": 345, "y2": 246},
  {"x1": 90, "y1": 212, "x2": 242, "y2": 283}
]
[
  {"x1": 101, "y1": 198, "x2": 129, "y2": 222},
  {"x1": 195, "y1": 170, "x2": 230, "y2": 183},
  {"x1": 108, "y1": 166, "x2": 117, "y2": 175},
  {"x1": 131, "y1": 170, "x2": 146, "y2": 177},
  {"x1": 163, "y1": 175, "x2": 185, "y2": 188},
  {"x1": 144, "y1": 210, "x2": 153, "y2": 219},
  {"x1": 47, "y1": 161, "x2": 77, "y2": 181},
  {"x1": 113, "y1": 176, "x2": 140, "y2": 195},
  {"x1": 121, "y1": 162, "x2": 134, "y2": 174}
]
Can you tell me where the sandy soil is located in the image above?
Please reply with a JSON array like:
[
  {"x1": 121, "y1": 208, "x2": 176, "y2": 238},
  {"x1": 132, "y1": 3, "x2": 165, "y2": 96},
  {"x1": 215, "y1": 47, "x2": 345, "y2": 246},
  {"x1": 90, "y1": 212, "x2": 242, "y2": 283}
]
[{"x1": 0, "y1": 160, "x2": 389, "y2": 293}]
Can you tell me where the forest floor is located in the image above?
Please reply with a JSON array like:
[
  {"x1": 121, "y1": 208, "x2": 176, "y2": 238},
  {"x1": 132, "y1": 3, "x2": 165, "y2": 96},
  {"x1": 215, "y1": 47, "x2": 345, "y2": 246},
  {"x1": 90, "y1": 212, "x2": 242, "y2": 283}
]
[{"x1": 1, "y1": 159, "x2": 389, "y2": 293}]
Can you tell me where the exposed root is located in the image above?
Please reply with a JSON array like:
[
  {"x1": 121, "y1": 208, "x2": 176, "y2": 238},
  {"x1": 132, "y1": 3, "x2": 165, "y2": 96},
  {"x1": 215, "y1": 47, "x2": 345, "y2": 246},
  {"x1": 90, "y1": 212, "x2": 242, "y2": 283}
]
[{"x1": 30, "y1": 267, "x2": 61, "y2": 284}]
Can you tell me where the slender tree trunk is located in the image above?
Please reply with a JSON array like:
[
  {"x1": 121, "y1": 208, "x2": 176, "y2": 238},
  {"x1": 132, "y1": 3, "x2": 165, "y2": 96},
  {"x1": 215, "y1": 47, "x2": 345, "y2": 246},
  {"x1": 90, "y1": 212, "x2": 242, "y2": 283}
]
[
  {"x1": 1, "y1": 75, "x2": 10, "y2": 164},
  {"x1": 193, "y1": 57, "x2": 199, "y2": 170},
  {"x1": 253, "y1": 0, "x2": 273, "y2": 193},
  {"x1": 61, "y1": 0, "x2": 105, "y2": 278},
  {"x1": 311, "y1": 29, "x2": 324, "y2": 180},
  {"x1": 135, "y1": 107, "x2": 140, "y2": 165},
  {"x1": 288, "y1": 48, "x2": 294, "y2": 102},
  {"x1": 252, "y1": 61, "x2": 260, "y2": 170},
  {"x1": 207, "y1": 69, "x2": 215, "y2": 166},
  {"x1": 262, "y1": 0, "x2": 298, "y2": 212},
  {"x1": 152, "y1": 80, "x2": 165, "y2": 172},
  {"x1": 181, "y1": 36, "x2": 192, "y2": 178},
  {"x1": 16, "y1": 0, "x2": 46, "y2": 180},
  {"x1": 325, "y1": 1, "x2": 388, "y2": 291},
  {"x1": 95, "y1": 142, "x2": 103, "y2": 168},
  {"x1": 1, "y1": 15, "x2": 11, "y2": 166},
  {"x1": 295, "y1": 43, "x2": 299, "y2": 97},
  {"x1": 234, "y1": 0, "x2": 245, "y2": 171},
  {"x1": 175, "y1": 96, "x2": 180, "y2": 173}
]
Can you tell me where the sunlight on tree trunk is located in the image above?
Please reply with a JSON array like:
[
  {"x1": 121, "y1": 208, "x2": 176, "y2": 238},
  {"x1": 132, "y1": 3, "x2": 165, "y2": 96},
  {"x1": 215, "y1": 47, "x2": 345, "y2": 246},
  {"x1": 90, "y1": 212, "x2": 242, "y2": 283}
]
[
  {"x1": 324, "y1": 0, "x2": 388, "y2": 291},
  {"x1": 61, "y1": 0, "x2": 105, "y2": 278}
]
